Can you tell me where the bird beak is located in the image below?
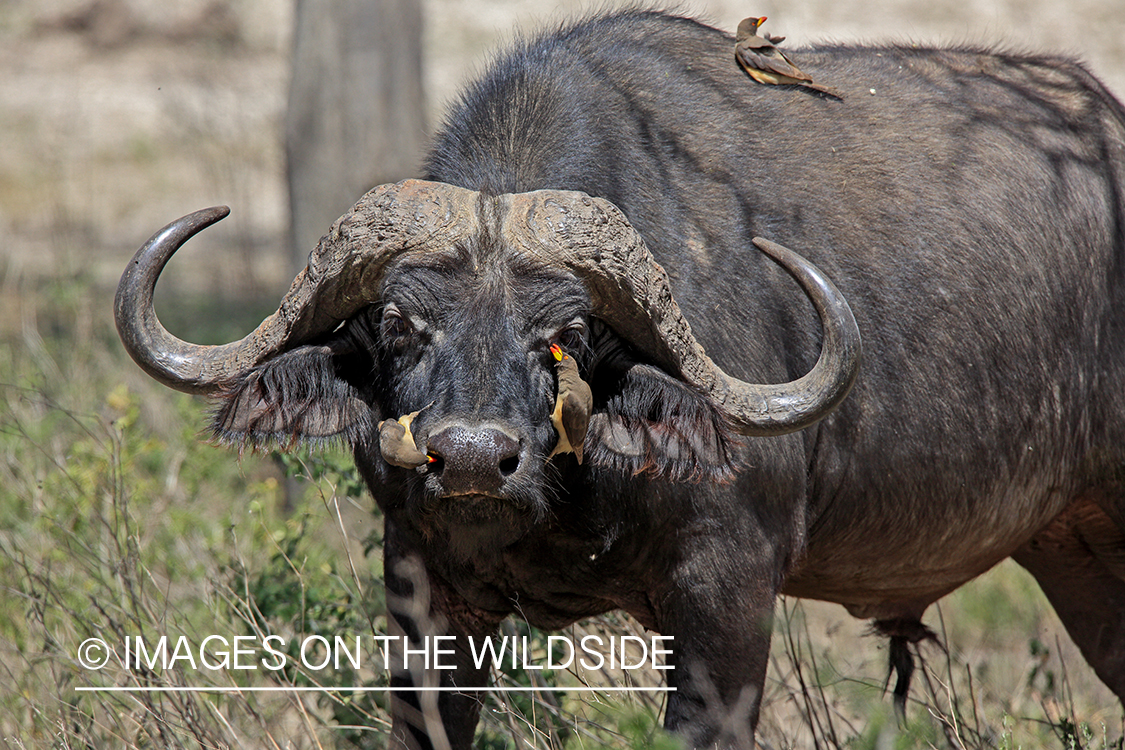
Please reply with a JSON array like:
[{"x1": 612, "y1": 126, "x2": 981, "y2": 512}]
[{"x1": 550, "y1": 343, "x2": 564, "y2": 361}]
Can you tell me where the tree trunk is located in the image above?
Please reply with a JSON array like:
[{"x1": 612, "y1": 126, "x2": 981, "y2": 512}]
[{"x1": 286, "y1": 0, "x2": 427, "y2": 273}]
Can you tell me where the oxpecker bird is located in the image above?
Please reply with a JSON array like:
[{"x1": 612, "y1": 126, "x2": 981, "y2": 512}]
[
  {"x1": 549, "y1": 343, "x2": 593, "y2": 463},
  {"x1": 378, "y1": 407, "x2": 433, "y2": 469},
  {"x1": 735, "y1": 16, "x2": 842, "y2": 98}
]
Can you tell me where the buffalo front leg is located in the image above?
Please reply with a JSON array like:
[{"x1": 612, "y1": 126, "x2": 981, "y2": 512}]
[
  {"x1": 656, "y1": 547, "x2": 779, "y2": 748},
  {"x1": 384, "y1": 525, "x2": 505, "y2": 750}
]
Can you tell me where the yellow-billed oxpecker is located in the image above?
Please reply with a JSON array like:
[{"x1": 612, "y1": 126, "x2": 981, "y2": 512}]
[
  {"x1": 548, "y1": 343, "x2": 593, "y2": 463},
  {"x1": 735, "y1": 16, "x2": 841, "y2": 98},
  {"x1": 378, "y1": 407, "x2": 434, "y2": 469}
]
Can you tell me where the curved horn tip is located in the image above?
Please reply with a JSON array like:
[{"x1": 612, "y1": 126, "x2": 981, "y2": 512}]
[
  {"x1": 751, "y1": 236, "x2": 801, "y2": 264},
  {"x1": 743, "y1": 235, "x2": 862, "y2": 435},
  {"x1": 172, "y1": 205, "x2": 232, "y2": 238},
  {"x1": 166, "y1": 204, "x2": 231, "y2": 232},
  {"x1": 206, "y1": 205, "x2": 231, "y2": 222},
  {"x1": 114, "y1": 205, "x2": 238, "y2": 395}
]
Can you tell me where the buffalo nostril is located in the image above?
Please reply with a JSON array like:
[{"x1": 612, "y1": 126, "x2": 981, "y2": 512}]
[{"x1": 498, "y1": 454, "x2": 520, "y2": 477}]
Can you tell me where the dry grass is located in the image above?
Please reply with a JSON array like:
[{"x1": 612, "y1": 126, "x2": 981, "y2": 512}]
[
  {"x1": 758, "y1": 595, "x2": 1123, "y2": 750},
  {"x1": 1, "y1": 278, "x2": 1121, "y2": 748}
]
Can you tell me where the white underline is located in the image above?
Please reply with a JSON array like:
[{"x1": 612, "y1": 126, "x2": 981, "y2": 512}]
[{"x1": 76, "y1": 685, "x2": 673, "y2": 693}]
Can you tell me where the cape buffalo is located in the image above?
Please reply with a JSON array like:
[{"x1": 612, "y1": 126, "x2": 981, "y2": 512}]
[{"x1": 115, "y1": 9, "x2": 1125, "y2": 748}]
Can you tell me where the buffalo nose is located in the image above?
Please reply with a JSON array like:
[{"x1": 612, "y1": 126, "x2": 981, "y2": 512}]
[{"x1": 425, "y1": 424, "x2": 521, "y2": 495}]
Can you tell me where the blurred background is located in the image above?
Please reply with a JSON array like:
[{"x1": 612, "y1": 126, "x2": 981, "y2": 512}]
[
  {"x1": 2, "y1": 0, "x2": 1123, "y2": 298},
  {"x1": 1, "y1": 1, "x2": 1123, "y2": 747}
]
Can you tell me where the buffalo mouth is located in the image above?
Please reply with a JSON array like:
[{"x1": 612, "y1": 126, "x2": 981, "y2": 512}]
[
  {"x1": 412, "y1": 491, "x2": 545, "y2": 552},
  {"x1": 435, "y1": 490, "x2": 507, "y2": 504},
  {"x1": 419, "y1": 488, "x2": 545, "y2": 525}
]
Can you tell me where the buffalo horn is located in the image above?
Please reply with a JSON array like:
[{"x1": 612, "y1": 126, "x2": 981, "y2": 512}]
[
  {"x1": 114, "y1": 180, "x2": 479, "y2": 394},
  {"x1": 499, "y1": 190, "x2": 861, "y2": 436}
]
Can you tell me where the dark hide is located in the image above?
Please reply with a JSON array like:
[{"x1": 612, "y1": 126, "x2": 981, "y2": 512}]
[{"x1": 212, "y1": 9, "x2": 1125, "y2": 749}]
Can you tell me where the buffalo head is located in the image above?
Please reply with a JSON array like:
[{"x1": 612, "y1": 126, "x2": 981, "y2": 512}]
[{"x1": 115, "y1": 179, "x2": 859, "y2": 539}]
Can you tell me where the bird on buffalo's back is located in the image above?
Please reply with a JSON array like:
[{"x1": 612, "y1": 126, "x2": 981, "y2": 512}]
[
  {"x1": 549, "y1": 343, "x2": 593, "y2": 464},
  {"x1": 734, "y1": 16, "x2": 842, "y2": 98}
]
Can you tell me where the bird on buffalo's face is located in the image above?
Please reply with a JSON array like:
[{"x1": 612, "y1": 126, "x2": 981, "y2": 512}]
[
  {"x1": 734, "y1": 16, "x2": 842, "y2": 98},
  {"x1": 378, "y1": 407, "x2": 433, "y2": 469},
  {"x1": 548, "y1": 343, "x2": 593, "y2": 464}
]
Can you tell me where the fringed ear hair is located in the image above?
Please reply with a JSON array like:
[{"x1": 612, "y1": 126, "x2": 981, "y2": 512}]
[
  {"x1": 585, "y1": 363, "x2": 740, "y2": 483},
  {"x1": 211, "y1": 345, "x2": 373, "y2": 451}
]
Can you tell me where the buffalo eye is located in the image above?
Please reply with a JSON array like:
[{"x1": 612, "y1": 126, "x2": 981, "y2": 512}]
[
  {"x1": 549, "y1": 319, "x2": 587, "y2": 355},
  {"x1": 381, "y1": 303, "x2": 415, "y2": 350}
]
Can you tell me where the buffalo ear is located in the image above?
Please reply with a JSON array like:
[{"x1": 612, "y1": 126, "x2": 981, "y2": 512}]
[
  {"x1": 211, "y1": 344, "x2": 374, "y2": 449},
  {"x1": 584, "y1": 363, "x2": 739, "y2": 482}
]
